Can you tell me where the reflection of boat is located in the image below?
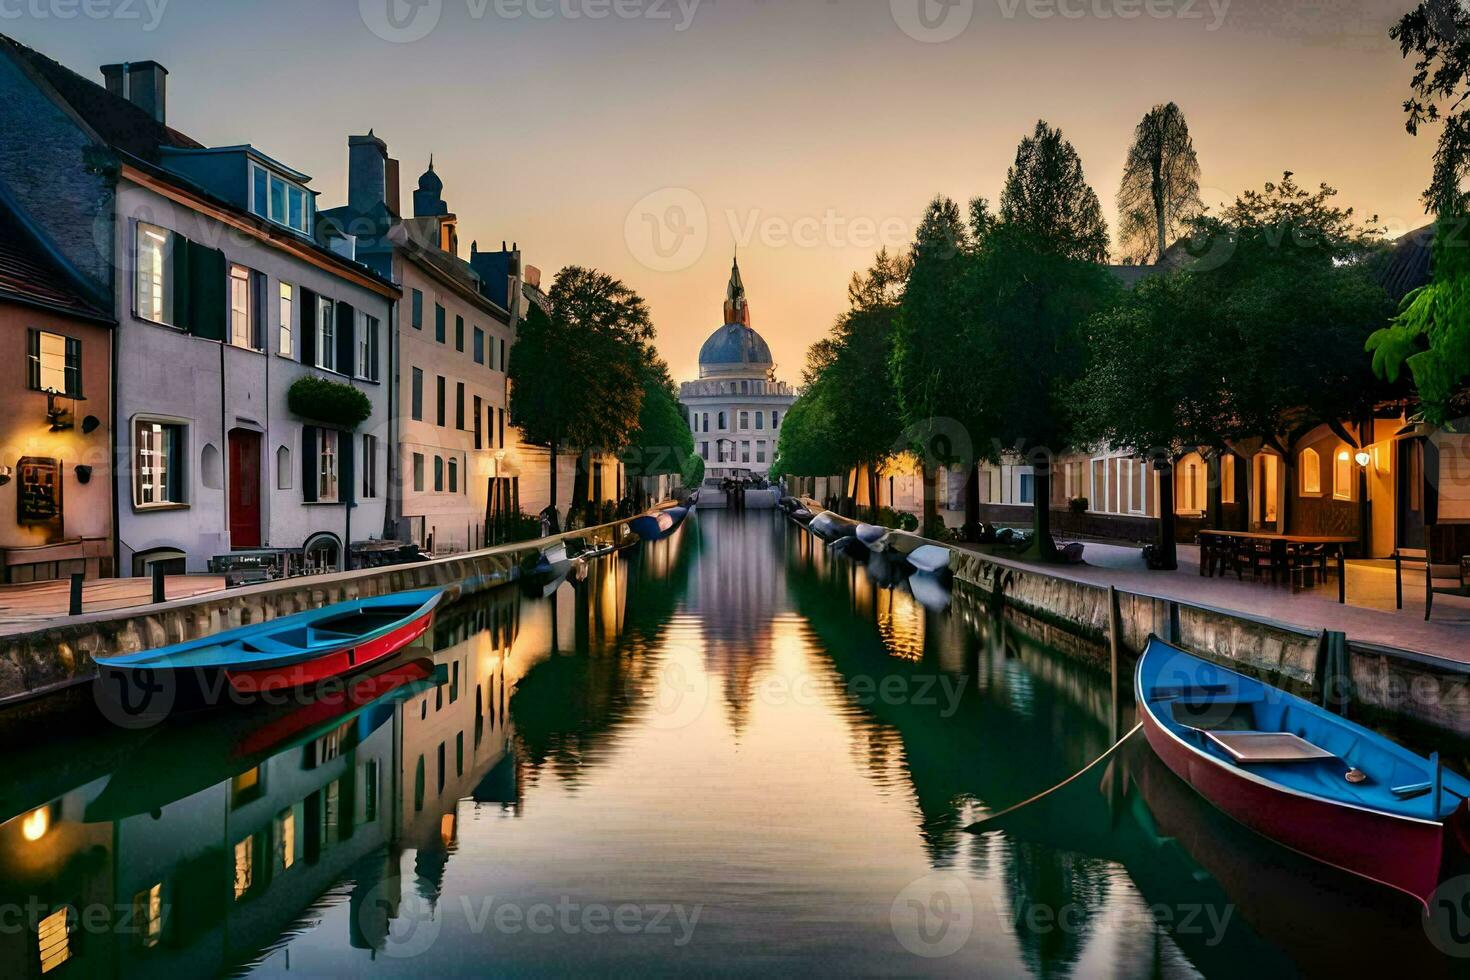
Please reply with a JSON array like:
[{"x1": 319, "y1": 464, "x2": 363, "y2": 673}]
[
  {"x1": 95, "y1": 588, "x2": 444, "y2": 697},
  {"x1": 907, "y1": 544, "x2": 952, "y2": 576},
  {"x1": 879, "y1": 531, "x2": 926, "y2": 556},
  {"x1": 864, "y1": 551, "x2": 910, "y2": 588},
  {"x1": 86, "y1": 659, "x2": 439, "y2": 821},
  {"x1": 829, "y1": 535, "x2": 869, "y2": 561},
  {"x1": 628, "y1": 505, "x2": 690, "y2": 542},
  {"x1": 906, "y1": 572, "x2": 951, "y2": 612},
  {"x1": 973, "y1": 729, "x2": 1447, "y2": 977},
  {"x1": 1138, "y1": 637, "x2": 1470, "y2": 907}
]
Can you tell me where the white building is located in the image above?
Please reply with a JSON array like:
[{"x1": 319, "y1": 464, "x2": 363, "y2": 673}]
[{"x1": 679, "y1": 260, "x2": 795, "y2": 482}]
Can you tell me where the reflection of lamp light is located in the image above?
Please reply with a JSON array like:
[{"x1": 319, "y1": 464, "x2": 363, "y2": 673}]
[
  {"x1": 1354, "y1": 450, "x2": 1372, "y2": 468},
  {"x1": 22, "y1": 806, "x2": 49, "y2": 842}
]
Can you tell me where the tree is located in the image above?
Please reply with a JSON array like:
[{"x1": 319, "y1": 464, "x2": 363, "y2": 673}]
[
  {"x1": 507, "y1": 266, "x2": 652, "y2": 528},
  {"x1": 1117, "y1": 102, "x2": 1203, "y2": 265},
  {"x1": 999, "y1": 120, "x2": 1111, "y2": 263},
  {"x1": 621, "y1": 351, "x2": 696, "y2": 507},
  {"x1": 891, "y1": 196, "x2": 972, "y2": 533},
  {"x1": 1391, "y1": 1, "x2": 1470, "y2": 214},
  {"x1": 771, "y1": 376, "x2": 844, "y2": 488}
]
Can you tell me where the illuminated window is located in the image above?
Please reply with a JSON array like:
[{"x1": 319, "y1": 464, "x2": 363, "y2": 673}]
[
  {"x1": 231, "y1": 766, "x2": 263, "y2": 808},
  {"x1": 229, "y1": 264, "x2": 255, "y2": 349},
  {"x1": 317, "y1": 430, "x2": 339, "y2": 503},
  {"x1": 1220, "y1": 453, "x2": 1236, "y2": 504},
  {"x1": 26, "y1": 330, "x2": 81, "y2": 397},
  {"x1": 134, "y1": 419, "x2": 186, "y2": 507},
  {"x1": 37, "y1": 906, "x2": 73, "y2": 973},
  {"x1": 1334, "y1": 450, "x2": 1353, "y2": 501},
  {"x1": 1300, "y1": 447, "x2": 1321, "y2": 494},
  {"x1": 133, "y1": 884, "x2": 162, "y2": 948},
  {"x1": 233, "y1": 836, "x2": 254, "y2": 899},
  {"x1": 279, "y1": 282, "x2": 294, "y2": 356},
  {"x1": 275, "y1": 808, "x2": 296, "y2": 872},
  {"x1": 135, "y1": 222, "x2": 174, "y2": 325},
  {"x1": 315, "y1": 297, "x2": 336, "y2": 371}
]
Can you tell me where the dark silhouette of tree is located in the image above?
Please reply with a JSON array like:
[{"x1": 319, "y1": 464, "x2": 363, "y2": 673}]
[
  {"x1": 1391, "y1": 1, "x2": 1470, "y2": 214},
  {"x1": 999, "y1": 121, "x2": 1111, "y2": 263},
  {"x1": 1117, "y1": 102, "x2": 1203, "y2": 265},
  {"x1": 621, "y1": 352, "x2": 697, "y2": 506}
]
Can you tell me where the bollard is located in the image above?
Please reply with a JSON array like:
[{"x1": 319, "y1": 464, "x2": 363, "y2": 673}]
[
  {"x1": 69, "y1": 572, "x2": 84, "y2": 616},
  {"x1": 152, "y1": 563, "x2": 166, "y2": 604}
]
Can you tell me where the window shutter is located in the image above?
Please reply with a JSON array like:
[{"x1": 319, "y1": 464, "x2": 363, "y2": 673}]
[
  {"x1": 25, "y1": 330, "x2": 38, "y2": 390},
  {"x1": 167, "y1": 424, "x2": 186, "y2": 502},
  {"x1": 340, "y1": 430, "x2": 356, "y2": 507},
  {"x1": 336, "y1": 301, "x2": 355, "y2": 375},
  {"x1": 189, "y1": 244, "x2": 227, "y2": 341},
  {"x1": 301, "y1": 425, "x2": 318, "y2": 502},
  {"x1": 251, "y1": 271, "x2": 266, "y2": 350},
  {"x1": 300, "y1": 289, "x2": 317, "y2": 365},
  {"x1": 170, "y1": 233, "x2": 192, "y2": 330},
  {"x1": 64, "y1": 337, "x2": 81, "y2": 396}
]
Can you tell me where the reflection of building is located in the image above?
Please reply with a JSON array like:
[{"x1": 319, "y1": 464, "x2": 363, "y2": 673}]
[
  {"x1": 679, "y1": 259, "x2": 795, "y2": 482},
  {"x1": 0, "y1": 200, "x2": 115, "y2": 581}
]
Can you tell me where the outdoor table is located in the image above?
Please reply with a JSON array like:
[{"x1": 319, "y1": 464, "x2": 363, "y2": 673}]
[{"x1": 1199, "y1": 530, "x2": 1357, "y2": 603}]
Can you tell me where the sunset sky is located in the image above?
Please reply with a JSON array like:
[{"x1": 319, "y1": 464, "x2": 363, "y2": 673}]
[{"x1": 6, "y1": 0, "x2": 1437, "y2": 382}]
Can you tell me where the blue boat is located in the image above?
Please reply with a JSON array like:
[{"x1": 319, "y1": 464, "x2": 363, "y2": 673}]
[
  {"x1": 94, "y1": 587, "x2": 445, "y2": 698},
  {"x1": 1138, "y1": 636, "x2": 1470, "y2": 906},
  {"x1": 629, "y1": 505, "x2": 690, "y2": 542}
]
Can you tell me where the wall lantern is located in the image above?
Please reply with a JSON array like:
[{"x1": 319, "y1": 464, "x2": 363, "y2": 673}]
[
  {"x1": 45, "y1": 392, "x2": 73, "y2": 432},
  {"x1": 75, "y1": 465, "x2": 92, "y2": 485},
  {"x1": 1354, "y1": 450, "x2": 1372, "y2": 468},
  {"x1": 0, "y1": 465, "x2": 11, "y2": 487},
  {"x1": 81, "y1": 415, "x2": 100, "y2": 435}
]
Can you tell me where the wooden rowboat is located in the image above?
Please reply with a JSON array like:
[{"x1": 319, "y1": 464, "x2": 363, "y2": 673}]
[
  {"x1": 1137, "y1": 636, "x2": 1470, "y2": 907},
  {"x1": 906, "y1": 544, "x2": 952, "y2": 576},
  {"x1": 95, "y1": 588, "x2": 444, "y2": 698},
  {"x1": 629, "y1": 505, "x2": 690, "y2": 542}
]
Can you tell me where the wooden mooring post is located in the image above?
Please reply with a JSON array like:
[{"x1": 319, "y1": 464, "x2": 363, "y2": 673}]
[{"x1": 1108, "y1": 585, "x2": 1122, "y2": 743}]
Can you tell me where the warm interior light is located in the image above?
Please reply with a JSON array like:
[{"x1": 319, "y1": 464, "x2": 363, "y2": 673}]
[{"x1": 22, "y1": 806, "x2": 50, "y2": 842}]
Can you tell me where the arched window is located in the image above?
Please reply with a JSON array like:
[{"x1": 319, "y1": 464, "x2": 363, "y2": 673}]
[
  {"x1": 200, "y1": 442, "x2": 222, "y2": 490},
  {"x1": 448, "y1": 457, "x2": 459, "y2": 494},
  {"x1": 276, "y1": 445, "x2": 292, "y2": 489},
  {"x1": 1300, "y1": 447, "x2": 1321, "y2": 494},
  {"x1": 303, "y1": 532, "x2": 341, "y2": 572},
  {"x1": 1333, "y1": 450, "x2": 1353, "y2": 500},
  {"x1": 718, "y1": 411, "x2": 727, "y2": 430}
]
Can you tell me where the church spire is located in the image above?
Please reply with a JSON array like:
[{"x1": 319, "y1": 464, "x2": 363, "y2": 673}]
[{"x1": 723, "y1": 254, "x2": 750, "y2": 327}]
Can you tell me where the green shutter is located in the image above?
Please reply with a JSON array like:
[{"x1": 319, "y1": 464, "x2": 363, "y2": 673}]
[
  {"x1": 300, "y1": 289, "x2": 317, "y2": 365},
  {"x1": 301, "y1": 425, "x2": 318, "y2": 502},
  {"x1": 336, "y1": 301, "x2": 355, "y2": 375},
  {"x1": 188, "y1": 244, "x2": 227, "y2": 341},
  {"x1": 25, "y1": 330, "x2": 39, "y2": 390},
  {"x1": 340, "y1": 430, "x2": 355, "y2": 507}
]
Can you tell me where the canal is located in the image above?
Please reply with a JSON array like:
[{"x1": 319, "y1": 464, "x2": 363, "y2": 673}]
[{"x1": 0, "y1": 510, "x2": 1458, "y2": 977}]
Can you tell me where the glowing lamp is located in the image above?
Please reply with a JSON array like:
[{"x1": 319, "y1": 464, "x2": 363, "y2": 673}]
[
  {"x1": 21, "y1": 806, "x2": 49, "y2": 842},
  {"x1": 1354, "y1": 450, "x2": 1372, "y2": 468}
]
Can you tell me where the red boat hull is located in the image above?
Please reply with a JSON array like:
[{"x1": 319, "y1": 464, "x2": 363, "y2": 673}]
[
  {"x1": 225, "y1": 606, "x2": 436, "y2": 694},
  {"x1": 1141, "y1": 707, "x2": 1463, "y2": 906}
]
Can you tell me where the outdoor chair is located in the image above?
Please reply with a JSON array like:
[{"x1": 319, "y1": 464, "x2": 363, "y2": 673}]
[
  {"x1": 1426, "y1": 560, "x2": 1470, "y2": 621},
  {"x1": 1288, "y1": 545, "x2": 1322, "y2": 594},
  {"x1": 1245, "y1": 539, "x2": 1276, "y2": 584}
]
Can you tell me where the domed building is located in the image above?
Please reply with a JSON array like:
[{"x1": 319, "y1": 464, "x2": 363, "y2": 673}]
[{"x1": 679, "y1": 258, "x2": 796, "y2": 482}]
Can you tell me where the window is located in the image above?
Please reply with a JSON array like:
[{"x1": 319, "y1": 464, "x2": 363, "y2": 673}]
[
  {"x1": 741, "y1": 441, "x2": 751, "y2": 463},
  {"x1": 276, "y1": 445, "x2": 292, "y2": 489},
  {"x1": 499, "y1": 338, "x2": 506, "y2": 370},
  {"x1": 756, "y1": 440, "x2": 766, "y2": 463},
  {"x1": 279, "y1": 283, "x2": 294, "y2": 355},
  {"x1": 315, "y1": 296, "x2": 336, "y2": 371},
  {"x1": 1125, "y1": 458, "x2": 1148, "y2": 515},
  {"x1": 700, "y1": 441, "x2": 709, "y2": 460},
  {"x1": 1300, "y1": 447, "x2": 1321, "y2": 494},
  {"x1": 234, "y1": 835, "x2": 255, "y2": 900},
  {"x1": 26, "y1": 330, "x2": 81, "y2": 396},
  {"x1": 756, "y1": 413, "x2": 764, "y2": 430},
  {"x1": 718, "y1": 411, "x2": 727, "y2": 430},
  {"x1": 135, "y1": 222, "x2": 174, "y2": 325},
  {"x1": 434, "y1": 455, "x2": 444, "y2": 492},
  {"x1": 474, "y1": 327, "x2": 485, "y2": 364},
  {"x1": 702, "y1": 413, "x2": 709, "y2": 432},
  {"x1": 1334, "y1": 450, "x2": 1353, "y2": 501},
  {"x1": 455, "y1": 315, "x2": 465, "y2": 352},
  {"x1": 436, "y1": 376, "x2": 446, "y2": 426},
  {"x1": 1221, "y1": 453, "x2": 1237, "y2": 504},
  {"x1": 274, "y1": 809, "x2": 296, "y2": 873},
  {"x1": 229, "y1": 264, "x2": 254, "y2": 348},
  {"x1": 474, "y1": 395, "x2": 483, "y2": 449},
  {"x1": 413, "y1": 452, "x2": 425, "y2": 492},
  {"x1": 448, "y1": 457, "x2": 459, "y2": 494},
  {"x1": 772, "y1": 411, "x2": 780, "y2": 428},
  {"x1": 1177, "y1": 456, "x2": 1206, "y2": 514},
  {"x1": 357, "y1": 313, "x2": 379, "y2": 380},
  {"x1": 361, "y1": 434, "x2": 378, "y2": 499},
  {"x1": 37, "y1": 905, "x2": 72, "y2": 974},
  {"x1": 412, "y1": 289, "x2": 424, "y2": 329},
  {"x1": 1019, "y1": 472, "x2": 1035, "y2": 504},
  {"x1": 497, "y1": 407, "x2": 505, "y2": 448},
  {"x1": 411, "y1": 368, "x2": 424, "y2": 420},
  {"x1": 739, "y1": 411, "x2": 749, "y2": 430},
  {"x1": 133, "y1": 883, "x2": 163, "y2": 948},
  {"x1": 435, "y1": 304, "x2": 446, "y2": 343},
  {"x1": 134, "y1": 419, "x2": 186, "y2": 507},
  {"x1": 455, "y1": 382, "x2": 465, "y2": 430},
  {"x1": 249, "y1": 163, "x2": 312, "y2": 234},
  {"x1": 317, "y1": 429, "x2": 339, "y2": 502}
]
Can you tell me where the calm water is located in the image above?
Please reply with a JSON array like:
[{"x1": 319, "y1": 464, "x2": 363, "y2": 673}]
[{"x1": 0, "y1": 510, "x2": 1457, "y2": 977}]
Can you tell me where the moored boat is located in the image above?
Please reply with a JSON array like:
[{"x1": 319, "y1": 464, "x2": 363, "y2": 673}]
[
  {"x1": 1137, "y1": 636, "x2": 1470, "y2": 907},
  {"x1": 808, "y1": 511, "x2": 857, "y2": 541},
  {"x1": 907, "y1": 544, "x2": 952, "y2": 576},
  {"x1": 94, "y1": 588, "x2": 444, "y2": 701},
  {"x1": 854, "y1": 523, "x2": 887, "y2": 548},
  {"x1": 629, "y1": 505, "x2": 690, "y2": 542}
]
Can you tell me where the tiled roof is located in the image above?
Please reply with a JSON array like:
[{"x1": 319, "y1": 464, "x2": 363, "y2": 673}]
[
  {"x1": 0, "y1": 33, "x2": 200, "y2": 162},
  {"x1": 0, "y1": 206, "x2": 109, "y2": 321},
  {"x1": 1373, "y1": 223, "x2": 1435, "y2": 304}
]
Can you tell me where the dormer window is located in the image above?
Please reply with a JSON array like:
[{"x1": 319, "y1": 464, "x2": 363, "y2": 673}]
[{"x1": 250, "y1": 162, "x2": 312, "y2": 235}]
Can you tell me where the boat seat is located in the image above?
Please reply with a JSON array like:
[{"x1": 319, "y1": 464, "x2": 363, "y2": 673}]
[
  {"x1": 1151, "y1": 683, "x2": 1263, "y2": 703},
  {"x1": 1203, "y1": 730, "x2": 1338, "y2": 763}
]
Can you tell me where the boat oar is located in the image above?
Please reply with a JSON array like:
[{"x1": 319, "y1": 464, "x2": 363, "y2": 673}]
[{"x1": 965, "y1": 723, "x2": 1144, "y2": 835}]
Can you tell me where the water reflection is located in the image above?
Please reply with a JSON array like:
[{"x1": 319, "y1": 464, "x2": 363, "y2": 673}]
[{"x1": 0, "y1": 510, "x2": 1461, "y2": 977}]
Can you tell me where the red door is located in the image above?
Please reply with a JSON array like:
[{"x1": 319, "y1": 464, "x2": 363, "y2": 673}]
[{"x1": 229, "y1": 428, "x2": 262, "y2": 549}]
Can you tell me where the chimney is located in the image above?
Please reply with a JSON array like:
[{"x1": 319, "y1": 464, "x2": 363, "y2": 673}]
[
  {"x1": 347, "y1": 132, "x2": 389, "y2": 215},
  {"x1": 385, "y1": 157, "x2": 401, "y2": 217},
  {"x1": 100, "y1": 61, "x2": 168, "y2": 124}
]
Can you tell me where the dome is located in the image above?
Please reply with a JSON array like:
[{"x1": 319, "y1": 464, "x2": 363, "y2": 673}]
[
  {"x1": 699, "y1": 323, "x2": 772, "y2": 374},
  {"x1": 417, "y1": 157, "x2": 442, "y2": 194}
]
